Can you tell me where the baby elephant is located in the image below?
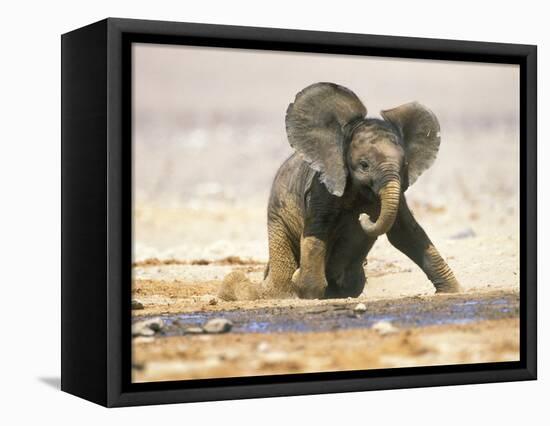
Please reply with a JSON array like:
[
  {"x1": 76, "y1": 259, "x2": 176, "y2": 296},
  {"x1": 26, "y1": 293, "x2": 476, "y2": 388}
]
[{"x1": 222, "y1": 82, "x2": 460, "y2": 300}]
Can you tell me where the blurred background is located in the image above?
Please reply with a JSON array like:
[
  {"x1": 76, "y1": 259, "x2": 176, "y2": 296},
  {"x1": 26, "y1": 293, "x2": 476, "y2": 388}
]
[{"x1": 132, "y1": 43, "x2": 519, "y2": 283}]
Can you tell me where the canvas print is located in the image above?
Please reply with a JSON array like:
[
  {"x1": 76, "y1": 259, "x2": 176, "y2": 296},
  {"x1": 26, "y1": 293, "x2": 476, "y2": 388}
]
[{"x1": 131, "y1": 43, "x2": 520, "y2": 383}]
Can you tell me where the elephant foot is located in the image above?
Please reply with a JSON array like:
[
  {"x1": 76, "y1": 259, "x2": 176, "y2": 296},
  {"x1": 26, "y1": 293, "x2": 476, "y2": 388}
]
[
  {"x1": 261, "y1": 275, "x2": 300, "y2": 300},
  {"x1": 291, "y1": 268, "x2": 327, "y2": 299},
  {"x1": 218, "y1": 271, "x2": 261, "y2": 301},
  {"x1": 434, "y1": 279, "x2": 462, "y2": 294}
]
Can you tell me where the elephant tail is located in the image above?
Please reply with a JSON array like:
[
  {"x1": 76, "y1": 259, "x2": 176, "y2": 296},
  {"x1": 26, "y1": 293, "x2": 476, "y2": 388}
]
[{"x1": 218, "y1": 270, "x2": 263, "y2": 301}]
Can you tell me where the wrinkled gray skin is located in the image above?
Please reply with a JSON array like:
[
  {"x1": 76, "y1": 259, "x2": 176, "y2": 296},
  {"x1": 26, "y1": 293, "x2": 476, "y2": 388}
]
[{"x1": 222, "y1": 82, "x2": 461, "y2": 300}]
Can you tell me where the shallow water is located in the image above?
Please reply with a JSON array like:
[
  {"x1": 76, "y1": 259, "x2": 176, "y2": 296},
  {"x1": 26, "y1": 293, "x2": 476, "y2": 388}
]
[{"x1": 134, "y1": 292, "x2": 519, "y2": 336}]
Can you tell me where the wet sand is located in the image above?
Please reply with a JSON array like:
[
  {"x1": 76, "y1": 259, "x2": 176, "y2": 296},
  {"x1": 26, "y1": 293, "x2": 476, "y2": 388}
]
[{"x1": 133, "y1": 290, "x2": 519, "y2": 332}]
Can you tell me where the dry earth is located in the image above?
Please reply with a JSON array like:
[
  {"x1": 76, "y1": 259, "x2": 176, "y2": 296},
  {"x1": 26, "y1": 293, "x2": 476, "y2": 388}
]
[
  {"x1": 131, "y1": 166, "x2": 520, "y2": 382},
  {"x1": 132, "y1": 318, "x2": 519, "y2": 382},
  {"x1": 131, "y1": 49, "x2": 520, "y2": 383}
]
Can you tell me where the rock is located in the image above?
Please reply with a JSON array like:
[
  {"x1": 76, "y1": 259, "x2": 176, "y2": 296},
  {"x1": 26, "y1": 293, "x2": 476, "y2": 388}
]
[
  {"x1": 147, "y1": 318, "x2": 164, "y2": 332},
  {"x1": 132, "y1": 323, "x2": 154, "y2": 337},
  {"x1": 132, "y1": 317, "x2": 164, "y2": 337},
  {"x1": 203, "y1": 318, "x2": 233, "y2": 334},
  {"x1": 208, "y1": 297, "x2": 218, "y2": 306},
  {"x1": 131, "y1": 299, "x2": 144, "y2": 310},
  {"x1": 353, "y1": 303, "x2": 367, "y2": 314},
  {"x1": 372, "y1": 321, "x2": 399, "y2": 336}
]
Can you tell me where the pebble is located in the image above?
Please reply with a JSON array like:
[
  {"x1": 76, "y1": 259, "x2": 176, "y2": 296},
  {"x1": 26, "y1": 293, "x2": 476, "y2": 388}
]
[
  {"x1": 353, "y1": 303, "x2": 367, "y2": 314},
  {"x1": 147, "y1": 318, "x2": 164, "y2": 332},
  {"x1": 131, "y1": 299, "x2": 144, "y2": 310},
  {"x1": 132, "y1": 326, "x2": 154, "y2": 337},
  {"x1": 203, "y1": 318, "x2": 233, "y2": 334},
  {"x1": 372, "y1": 321, "x2": 399, "y2": 336},
  {"x1": 132, "y1": 317, "x2": 164, "y2": 337}
]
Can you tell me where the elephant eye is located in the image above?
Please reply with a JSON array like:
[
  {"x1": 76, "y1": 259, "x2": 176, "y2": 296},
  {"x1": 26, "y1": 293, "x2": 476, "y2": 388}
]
[{"x1": 359, "y1": 160, "x2": 369, "y2": 171}]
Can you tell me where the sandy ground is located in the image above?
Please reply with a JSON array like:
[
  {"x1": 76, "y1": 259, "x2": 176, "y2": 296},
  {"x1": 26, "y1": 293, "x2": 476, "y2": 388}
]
[
  {"x1": 131, "y1": 48, "x2": 520, "y2": 383},
  {"x1": 131, "y1": 121, "x2": 520, "y2": 383},
  {"x1": 131, "y1": 131, "x2": 520, "y2": 382},
  {"x1": 132, "y1": 318, "x2": 519, "y2": 382},
  {"x1": 131, "y1": 170, "x2": 520, "y2": 382}
]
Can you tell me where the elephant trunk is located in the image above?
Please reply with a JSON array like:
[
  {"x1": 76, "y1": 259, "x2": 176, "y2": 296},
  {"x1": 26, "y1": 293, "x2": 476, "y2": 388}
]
[{"x1": 360, "y1": 179, "x2": 401, "y2": 237}]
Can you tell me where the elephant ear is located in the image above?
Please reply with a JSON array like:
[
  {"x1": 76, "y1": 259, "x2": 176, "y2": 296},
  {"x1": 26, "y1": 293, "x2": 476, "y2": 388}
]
[
  {"x1": 381, "y1": 102, "x2": 441, "y2": 186},
  {"x1": 286, "y1": 82, "x2": 367, "y2": 196}
]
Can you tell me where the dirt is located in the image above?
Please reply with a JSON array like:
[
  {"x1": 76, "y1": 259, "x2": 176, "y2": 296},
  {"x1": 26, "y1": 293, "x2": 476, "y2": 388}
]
[
  {"x1": 130, "y1": 139, "x2": 520, "y2": 382},
  {"x1": 132, "y1": 273, "x2": 518, "y2": 317},
  {"x1": 135, "y1": 291, "x2": 519, "y2": 335},
  {"x1": 131, "y1": 259, "x2": 520, "y2": 383},
  {"x1": 132, "y1": 317, "x2": 519, "y2": 383},
  {"x1": 133, "y1": 255, "x2": 264, "y2": 267},
  {"x1": 131, "y1": 50, "x2": 520, "y2": 383},
  {"x1": 130, "y1": 126, "x2": 520, "y2": 382}
]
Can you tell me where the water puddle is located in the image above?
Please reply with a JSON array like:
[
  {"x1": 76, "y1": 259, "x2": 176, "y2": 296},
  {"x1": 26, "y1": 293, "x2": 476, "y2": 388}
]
[{"x1": 134, "y1": 293, "x2": 519, "y2": 336}]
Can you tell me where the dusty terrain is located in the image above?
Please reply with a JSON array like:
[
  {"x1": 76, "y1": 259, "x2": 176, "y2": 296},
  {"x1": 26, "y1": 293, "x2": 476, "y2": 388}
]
[
  {"x1": 131, "y1": 246, "x2": 519, "y2": 383},
  {"x1": 131, "y1": 46, "x2": 520, "y2": 383},
  {"x1": 133, "y1": 317, "x2": 519, "y2": 382},
  {"x1": 131, "y1": 124, "x2": 520, "y2": 382}
]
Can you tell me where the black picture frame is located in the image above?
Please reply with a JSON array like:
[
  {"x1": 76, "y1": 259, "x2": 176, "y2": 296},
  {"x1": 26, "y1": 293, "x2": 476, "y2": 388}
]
[{"x1": 61, "y1": 17, "x2": 537, "y2": 407}]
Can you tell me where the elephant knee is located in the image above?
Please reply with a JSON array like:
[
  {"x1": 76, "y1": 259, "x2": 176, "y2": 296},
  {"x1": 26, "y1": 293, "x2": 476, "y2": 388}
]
[{"x1": 291, "y1": 268, "x2": 327, "y2": 299}]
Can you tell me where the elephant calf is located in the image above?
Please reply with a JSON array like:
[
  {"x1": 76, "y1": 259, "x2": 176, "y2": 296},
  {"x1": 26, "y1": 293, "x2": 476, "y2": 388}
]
[{"x1": 220, "y1": 82, "x2": 460, "y2": 300}]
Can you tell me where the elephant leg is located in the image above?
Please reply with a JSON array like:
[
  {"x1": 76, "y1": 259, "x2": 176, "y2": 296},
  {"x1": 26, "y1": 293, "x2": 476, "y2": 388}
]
[
  {"x1": 263, "y1": 222, "x2": 299, "y2": 299},
  {"x1": 292, "y1": 235, "x2": 329, "y2": 299},
  {"x1": 291, "y1": 176, "x2": 343, "y2": 299},
  {"x1": 325, "y1": 261, "x2": 366, "y2": 298},
  {"x1": 325, "y1": 212, "x2": 375, "y2": 298},
  {"x1": 387, "y1": 195, "x2": 461, "y2": 293}
]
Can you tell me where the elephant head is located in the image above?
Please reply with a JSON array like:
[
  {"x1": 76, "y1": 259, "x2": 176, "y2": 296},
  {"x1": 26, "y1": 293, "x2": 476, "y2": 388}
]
[{"x1": 286, "y1": 82, "x2": 441, "y2": 238}]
